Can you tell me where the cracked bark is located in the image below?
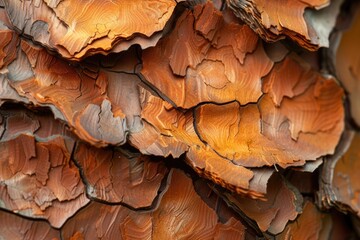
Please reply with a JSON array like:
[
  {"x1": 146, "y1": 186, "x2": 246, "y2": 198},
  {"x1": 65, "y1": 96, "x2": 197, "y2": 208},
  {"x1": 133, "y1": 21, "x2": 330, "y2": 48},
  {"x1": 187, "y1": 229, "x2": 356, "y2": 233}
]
[{"x1": 0, "y1": 0, "x2": 359, "y2": 239}]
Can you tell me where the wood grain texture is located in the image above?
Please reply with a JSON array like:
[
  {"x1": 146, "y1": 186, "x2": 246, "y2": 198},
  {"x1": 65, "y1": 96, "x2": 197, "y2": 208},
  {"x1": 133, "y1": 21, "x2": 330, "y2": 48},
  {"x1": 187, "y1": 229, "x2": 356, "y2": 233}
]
[
  {"x1": 3, "y1": 0, "x2": 176, "y2": 60},
  {"x1": 138, "y1": 51, "x2": 344, "y2": 196},
  {"x1": 227, "y1": 0, "x2": 343, "y2": 50},
  {"x1": 277, "y1": 201, "x2": 322, "y2": 239},
  {"x1": 61, "y1": 169, "x2": 246, "y2": 239},
  {"x1": 1, "y1": 2, "x2": 345, "y2": 200},
  {"x1": 141, "y1": 2, "x2": 273, "y2": 109},
  {"x1": 74, "y1": 142, "x2": 168, "y2": 208},
  {"x1": 290, "y1": 206, "x2": 355, "y2": 240},
  {"x1": 0, "y1": 209, "x2": 60, "y2": 240},
  {"x1": 327, "y1": 132, "x2": 360, "y2": 216},
  {"x1": 0, "y1": 0, "x2": 358, "y2": 238},
  {"x1": 7, "y1": 38, "x2": 143, "y2": 147},
  {"x1": 0, "y1": 9, "x2": 30, "y2": 106},
  {"x1": 259, "y1": 55, "x2": 344, "y2": 167},
  {"x1": 0, "y1": 108, "x2": 89, "y2": 228},
  {"x1": 0, "y1": 27, "x2": 18, "y2": 71},
  {"x1": 220, "y1": 174, "x2": 303, "y2": 234},
  {"x1": 138, "y1": 90, "x2": 264, "y2": 197}
]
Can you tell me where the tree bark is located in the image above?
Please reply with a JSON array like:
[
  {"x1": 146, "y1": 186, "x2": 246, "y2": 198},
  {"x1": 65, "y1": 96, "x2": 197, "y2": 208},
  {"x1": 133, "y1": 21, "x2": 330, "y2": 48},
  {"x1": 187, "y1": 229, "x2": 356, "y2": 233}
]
[{"x1": 0, "y1": 0, "x2": 359, "y2": 239}]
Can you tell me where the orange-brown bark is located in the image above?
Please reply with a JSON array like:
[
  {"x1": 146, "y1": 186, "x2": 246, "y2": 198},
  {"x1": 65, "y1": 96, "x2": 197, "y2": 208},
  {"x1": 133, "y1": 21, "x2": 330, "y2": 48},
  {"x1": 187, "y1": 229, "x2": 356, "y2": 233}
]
[
  {"x1": 332, "y1": 134, "x2": 360, "y2": 213},
  {"x1": 61, "y1": 169, "x2": 246, "y2": 239},
  {"x1": 0, "y1": 108, "x2": 88, "y2": 228},
  {"x1": 277, "y1": 201, "x2": 328, "y2": 239},
  {"x1": 334, "y1": 3, "x2": 360, "y2": 125},
  {"x1": 0, "y1": 210, "x2": 60, "y2": 239},
  {"x1": 137, "y1": 47, "x2": 344, "y2": 197},
  {"x1": 0, "y1": 0, "x2": 359, "y2": 238},
  {"x1": 141, "y1": 2, "x2": 272, "y2": 109},
  {"x1": 74, "y1": 143, "x2": 168, "y2": 208},
  {"x1": 3, "y1": 0, "x2": 176, "y2": 60},
  {"x1": 219, "y1": 174, "x2": 303, "y2": 234},
  {"x1": 5, "y1": 37, "x2": 144, "y2": 147},
  {"x1": 227, "y1": 0, "x2": 344, "y2": 50}
]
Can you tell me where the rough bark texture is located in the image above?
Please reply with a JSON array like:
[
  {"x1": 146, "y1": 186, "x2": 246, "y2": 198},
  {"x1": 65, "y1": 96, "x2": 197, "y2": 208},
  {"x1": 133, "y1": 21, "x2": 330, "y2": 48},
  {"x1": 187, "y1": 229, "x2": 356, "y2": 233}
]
[{"x1": 0, "y1": 0, "x2": 359, "y2": 239}]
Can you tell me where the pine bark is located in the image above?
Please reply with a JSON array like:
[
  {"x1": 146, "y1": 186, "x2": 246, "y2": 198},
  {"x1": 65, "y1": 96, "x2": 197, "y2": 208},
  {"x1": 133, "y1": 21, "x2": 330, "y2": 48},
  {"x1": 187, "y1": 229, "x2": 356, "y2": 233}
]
[{"x1": 0, "y1": 0, "x2": 359, "y2": 239}]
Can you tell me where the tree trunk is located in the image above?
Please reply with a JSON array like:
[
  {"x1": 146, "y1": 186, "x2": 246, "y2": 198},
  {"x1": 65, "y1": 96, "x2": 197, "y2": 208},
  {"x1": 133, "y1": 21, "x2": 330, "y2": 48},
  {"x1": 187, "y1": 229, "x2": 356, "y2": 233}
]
[{"x1": 0, "y1": 0, "x2": 359, "y2": 239}]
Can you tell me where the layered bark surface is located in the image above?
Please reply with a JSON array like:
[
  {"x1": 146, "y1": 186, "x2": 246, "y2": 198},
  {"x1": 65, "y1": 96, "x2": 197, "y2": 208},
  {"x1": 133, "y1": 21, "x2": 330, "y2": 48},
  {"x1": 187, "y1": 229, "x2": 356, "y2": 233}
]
[
  {"x1": 0, "y1": 108, "x2": 89, "y2": 228},
  {"x1": 137, "y1": 3, "x2": 345, "y2": 198},
  {"x1": 0, "y1": 0, "x2": 359, "y2": 239},
  {"x1": 3, "y1": 0, "x2": 176, "y2": 60},
  {"x1": 227, "y1": 0, "x2": 344, "y2": 50},
  {"x1": 61, "y1": 169, "x2": 246, "y2": 239},
  {"x1": 74, "y1": 143, "x2": 168, "y2": 208}
]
